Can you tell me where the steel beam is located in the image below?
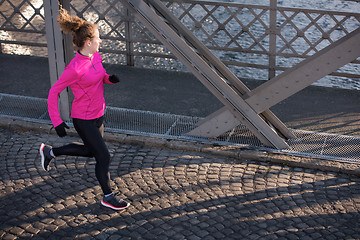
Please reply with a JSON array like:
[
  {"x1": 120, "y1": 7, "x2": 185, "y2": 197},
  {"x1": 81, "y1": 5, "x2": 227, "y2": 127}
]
[
  {"x1": 192, "y1": 27, "x2": 360, "y2": 140},
  {"x1": 189, "y1": 107, "x2": 240, "y2": 138},
  {"x1": 149, "y1": 0, "x2": 294, "y2": 140},
  {"x1": 44, "y1": 0, "x2": 71, "y2": 121},
  {"x1": 188, "y1": 106, "x2": 290, "y2": 140},
  {"x1": 123, "y1": 0, "x2": 290, "y2": 149},
  {"x1": 245, "y1": 27, "x2": 360, "y2": 114}
]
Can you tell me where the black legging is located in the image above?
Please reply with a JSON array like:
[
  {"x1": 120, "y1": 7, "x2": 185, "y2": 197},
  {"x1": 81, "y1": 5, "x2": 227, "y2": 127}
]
[{"x1": 52, "y1": 116, "x2": 112, "y2": 195}]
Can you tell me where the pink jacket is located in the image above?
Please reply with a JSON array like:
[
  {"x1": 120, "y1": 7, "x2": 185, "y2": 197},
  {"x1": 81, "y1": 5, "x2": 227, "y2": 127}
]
[{"x1": 48, "y1": 52, "x2": 113, "y2": 127}]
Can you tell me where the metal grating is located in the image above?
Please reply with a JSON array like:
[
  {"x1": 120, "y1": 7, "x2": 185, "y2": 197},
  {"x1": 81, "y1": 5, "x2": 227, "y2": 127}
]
[
  {"x1": 104, "y1": 106, "x2": 201, "y2": 137},
  {"x1": 286, "y1": 131, "x2": 360, "y2": 161},
  {"x1": 1, "y1": 93, "x2": 359, "y2": 163},
  {"x1": 0, "y1": 93, "x2": 49, "y2": 122}
]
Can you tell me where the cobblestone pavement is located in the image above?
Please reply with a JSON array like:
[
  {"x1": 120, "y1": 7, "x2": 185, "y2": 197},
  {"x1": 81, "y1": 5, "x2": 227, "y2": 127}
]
[{"x1": 1, "y1": 127, "x2": 360, "y2": 240}]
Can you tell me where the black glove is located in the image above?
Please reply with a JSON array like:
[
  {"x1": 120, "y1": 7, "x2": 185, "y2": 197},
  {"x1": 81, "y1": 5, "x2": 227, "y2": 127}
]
[
  {"x1": 55, "y1": 122, "x2": 69, "y2": 137},
  {"x1": 109, "y1": 75, "x2": 119, "y2": 83}
]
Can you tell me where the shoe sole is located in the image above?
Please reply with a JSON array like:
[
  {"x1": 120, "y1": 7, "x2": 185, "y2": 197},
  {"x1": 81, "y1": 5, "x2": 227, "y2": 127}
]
[
  {"x1": 101, "y1": 200, "x2": 130, "y2": 210},
  {"x1": 39, "y1": 143, "x2": 47, "y2": 171}
]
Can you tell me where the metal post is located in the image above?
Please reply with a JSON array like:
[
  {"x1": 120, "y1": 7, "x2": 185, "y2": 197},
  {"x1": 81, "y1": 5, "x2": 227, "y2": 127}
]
[
  {"x1": 268, "y1": 0, "x2": 277, "y2": 80},
  {"x1": 44, "y1": 0, "x2": 71, "y2": 122},
  {"x1": 125, "y1": 8, "x2": 135, "y2": 66},
  {"x1": 59, "y1": 0, "x2": 75, "y2": 104},
  {"x1": 59, "y1": 0, "x2": 74, "y2": 66}
]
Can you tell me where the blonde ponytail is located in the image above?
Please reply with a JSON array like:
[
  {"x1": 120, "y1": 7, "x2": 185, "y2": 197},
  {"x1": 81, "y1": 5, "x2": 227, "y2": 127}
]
[{"x1": 57, "y1": 5, "x2": 97, "y2": 50}]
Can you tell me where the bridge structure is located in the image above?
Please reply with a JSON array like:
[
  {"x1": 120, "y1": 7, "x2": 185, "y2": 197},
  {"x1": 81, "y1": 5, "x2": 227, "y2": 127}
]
[
  {"x1": 43, "y1": 0, "x2": 360, "y2": 149},
  {"x1": 125, "y1": 0, "x2": 360, "y2": 149},
  {"x1": 1, "y1": 0, "x2": 359, "y2": 150}
]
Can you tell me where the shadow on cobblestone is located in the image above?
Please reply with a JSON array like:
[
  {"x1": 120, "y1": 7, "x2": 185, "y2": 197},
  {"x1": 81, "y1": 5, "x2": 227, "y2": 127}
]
[
  {"x1": 1, "y1": 127, "x2": 360, "y2": 239},
  {"x1": 3, "y1": 177, "x2": 360, "y2": 239}
]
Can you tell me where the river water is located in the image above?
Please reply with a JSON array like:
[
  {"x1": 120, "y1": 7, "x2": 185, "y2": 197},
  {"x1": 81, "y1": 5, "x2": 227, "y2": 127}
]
[{"x1": 225, "y1": 0, "x2": 360, "y2": 12}]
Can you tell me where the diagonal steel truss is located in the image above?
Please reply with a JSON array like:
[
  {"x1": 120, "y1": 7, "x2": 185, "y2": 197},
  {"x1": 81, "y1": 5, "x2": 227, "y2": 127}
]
[
  {"x1": 122, "y1": 0, "x2": 290, "y2": 149},
  {"x1": 122, "y1": 0, "x2": 360, "y2": 149}
]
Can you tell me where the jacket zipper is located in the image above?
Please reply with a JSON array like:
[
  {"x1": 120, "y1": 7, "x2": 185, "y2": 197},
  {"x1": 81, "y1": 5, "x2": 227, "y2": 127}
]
[
  {"x1": 91, "y1": 62, "x2": 96, "y2": 71},
  {"x1": 90, "y1": 56, "x2": 96, "y2": 71}
]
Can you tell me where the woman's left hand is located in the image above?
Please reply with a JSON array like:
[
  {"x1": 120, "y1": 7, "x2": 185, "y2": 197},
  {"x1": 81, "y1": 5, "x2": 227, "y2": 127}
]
[
  {"x1": 109, "y1": 75, "x2": 119, "y2": 83},
  {"x1": 55, "y1": 122, "x2": 69, "y2": 137}
]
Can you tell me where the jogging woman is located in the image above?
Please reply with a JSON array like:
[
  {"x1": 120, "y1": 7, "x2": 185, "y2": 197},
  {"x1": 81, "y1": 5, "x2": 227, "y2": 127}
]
[{"x1": 39, "y1": 7, "x2": 129, "y2": 210}]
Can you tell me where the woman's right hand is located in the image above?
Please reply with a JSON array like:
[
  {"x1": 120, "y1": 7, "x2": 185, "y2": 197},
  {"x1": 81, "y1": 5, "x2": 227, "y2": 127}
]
[{"x1": 55, "y1": 122, "x2": 69, "y2": 137}]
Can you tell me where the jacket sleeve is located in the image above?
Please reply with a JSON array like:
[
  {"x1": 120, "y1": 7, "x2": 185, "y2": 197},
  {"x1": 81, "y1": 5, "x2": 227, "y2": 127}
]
[
  {"x1": 47, "y1": 68, "x2": 77, "y2": 127},
  {"x1": 103, "y1": 73, "x2": 112, "y2": 84}
]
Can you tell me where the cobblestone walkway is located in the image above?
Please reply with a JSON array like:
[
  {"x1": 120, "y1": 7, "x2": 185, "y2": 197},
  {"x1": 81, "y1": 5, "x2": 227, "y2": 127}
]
[{"x1": 1, "y1": 127, "x2": 360, "y2": 239}]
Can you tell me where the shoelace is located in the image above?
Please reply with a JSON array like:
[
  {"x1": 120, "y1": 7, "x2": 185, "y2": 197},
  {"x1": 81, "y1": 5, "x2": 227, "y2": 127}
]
[{"x1": 106, "y1": 193, "x2": 126, "y2": 204}]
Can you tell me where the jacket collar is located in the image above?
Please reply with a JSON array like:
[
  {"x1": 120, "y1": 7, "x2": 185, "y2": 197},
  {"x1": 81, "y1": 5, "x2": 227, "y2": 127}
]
[{"x1": 76, "y1": 51, "x2": 95, "y2": 60}]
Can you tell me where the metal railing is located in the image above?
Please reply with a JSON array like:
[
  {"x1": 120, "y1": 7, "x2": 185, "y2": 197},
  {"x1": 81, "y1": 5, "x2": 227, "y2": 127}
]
[
  {"x1": 1, "y1": 0, "x2": 359, "y2": 83},
  {"x1": 0, "y1": 0, "x2": 46, "y2": 55},
  {"x1": 2, "y1": 92, "x2": 360, "y2": 162}
]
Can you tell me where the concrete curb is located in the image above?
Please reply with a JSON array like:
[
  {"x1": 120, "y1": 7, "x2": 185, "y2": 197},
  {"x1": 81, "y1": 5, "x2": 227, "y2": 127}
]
[{"x1": 1, "y1": 116, "x2": 359, "y2": 176}]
